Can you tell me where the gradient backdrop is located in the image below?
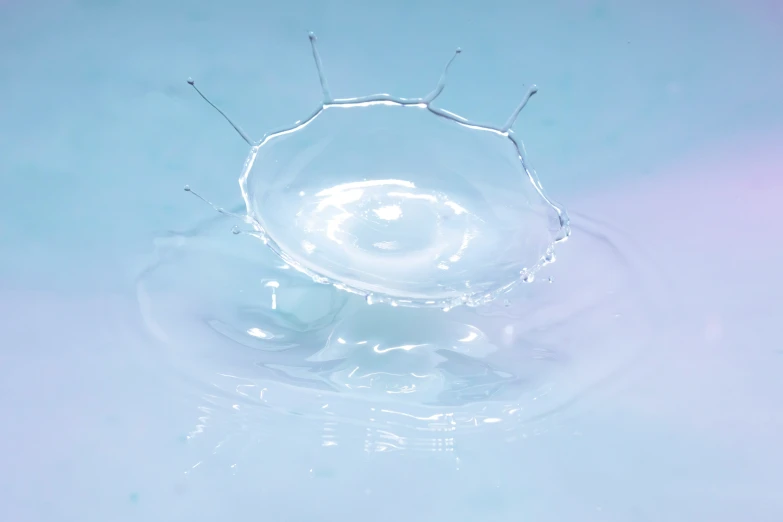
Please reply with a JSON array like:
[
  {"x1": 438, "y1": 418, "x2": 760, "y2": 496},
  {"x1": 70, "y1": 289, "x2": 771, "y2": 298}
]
[{"x1": 1, "y1": 1, "x2": 782, "y2": 521}]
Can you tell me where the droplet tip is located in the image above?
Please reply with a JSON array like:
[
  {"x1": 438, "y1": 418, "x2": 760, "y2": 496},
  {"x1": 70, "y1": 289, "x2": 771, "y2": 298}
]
[
  {"x1": 455, "y1": 47, "x2": 462, "y2": 53},
  {"x1": 186, "y1": 77, "x2": 194, "y2": 85},
  {"x1": 183, "y1": 185, "x2": 191, "y2": 191},
  {"x1": 308, "y1": 32, "x2": 316, "y2": 41}
]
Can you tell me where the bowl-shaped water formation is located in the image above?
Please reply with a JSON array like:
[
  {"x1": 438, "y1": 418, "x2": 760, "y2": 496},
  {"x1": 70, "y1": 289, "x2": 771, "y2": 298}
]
[{"x1": 186, "y1": 33, "x2": 570, "y2": 309}]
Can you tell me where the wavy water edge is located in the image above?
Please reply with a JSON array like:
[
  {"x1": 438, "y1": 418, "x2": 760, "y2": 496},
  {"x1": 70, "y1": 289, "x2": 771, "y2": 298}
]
[
  {"x1": 136, "y1": 205, "x2": 663, "y2": 456},
  {"x1": 187, "y1": 34, "x2": 570, "y2": 309}
]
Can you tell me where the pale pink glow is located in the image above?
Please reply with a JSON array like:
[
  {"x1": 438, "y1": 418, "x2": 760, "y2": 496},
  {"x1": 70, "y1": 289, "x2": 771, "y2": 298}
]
[
  {"x1": 727, "y1": 0, "x2": 783, "y2": 19},
  {"x1": 572, "y1": 131, "x2": 783, "y2": 442}
]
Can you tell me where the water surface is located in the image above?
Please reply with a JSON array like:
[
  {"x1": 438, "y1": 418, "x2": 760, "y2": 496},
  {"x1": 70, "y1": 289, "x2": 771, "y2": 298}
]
[{"x1": 1, "y1": 1, "x2": 782, "y2": 521}]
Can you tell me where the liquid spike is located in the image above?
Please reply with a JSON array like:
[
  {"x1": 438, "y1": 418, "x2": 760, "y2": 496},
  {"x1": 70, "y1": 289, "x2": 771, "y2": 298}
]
[
  {"x1": 501, "y1": 84, "x2": 538, "y2": 132},
  {"x1": 186, "y1": 78, "x2": 254, "y2": 145},
  {"x1": 183, "y1": 185, "x2": 245, "y2": 221},
  {"x1": 424, "y1": 47, "x2": 463, "y2": 104},
  {"x1": 182, "y1": 36, "x2": 570, "y2": 310},
  {"x1": 308, "y1": 32, "x2": 333, "y2": 103}
]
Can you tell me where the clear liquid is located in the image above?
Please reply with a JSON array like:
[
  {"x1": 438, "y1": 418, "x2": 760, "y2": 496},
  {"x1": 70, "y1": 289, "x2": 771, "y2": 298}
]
[{"x1": 186, "y1": 35, "x2": 569, "y2": 308}]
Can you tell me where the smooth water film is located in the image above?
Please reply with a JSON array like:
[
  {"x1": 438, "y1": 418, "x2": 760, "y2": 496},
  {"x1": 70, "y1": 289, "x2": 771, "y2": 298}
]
[
  {"x1": 186, "y1": 33, "x2": 570, "y2": 309},
  {"x1": 137, "y1": 205, "x2": 656, "y2": 447}
]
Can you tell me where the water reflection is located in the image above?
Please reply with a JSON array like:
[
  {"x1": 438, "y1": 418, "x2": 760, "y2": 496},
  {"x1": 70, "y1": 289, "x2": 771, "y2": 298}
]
[{"x1": 137, "y1": 205, "x2": 659, "y2": 458}]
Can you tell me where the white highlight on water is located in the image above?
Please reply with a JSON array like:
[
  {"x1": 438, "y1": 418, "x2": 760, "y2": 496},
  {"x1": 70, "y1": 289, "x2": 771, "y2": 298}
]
[{"x1": 184, "y1": 33, "x2": 571, "y2": 309}]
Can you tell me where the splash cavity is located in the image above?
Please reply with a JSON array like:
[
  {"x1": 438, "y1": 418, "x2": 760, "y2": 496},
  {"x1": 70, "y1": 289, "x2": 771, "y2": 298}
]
[{"x1": 186, "y1": 33, "x2": 570, "y2": 309}]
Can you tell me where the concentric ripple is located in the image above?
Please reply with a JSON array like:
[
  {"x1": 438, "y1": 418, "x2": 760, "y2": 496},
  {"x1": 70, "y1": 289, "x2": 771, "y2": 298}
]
[{"x1": 137, "y1": 208, "x2": 659, "y2": 451}]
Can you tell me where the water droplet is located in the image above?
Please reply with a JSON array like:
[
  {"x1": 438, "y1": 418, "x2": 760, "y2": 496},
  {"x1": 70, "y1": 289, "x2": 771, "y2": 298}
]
[
  {"x1": 183, "y1": 185, "x2": 190, "y2": 192},
  {"x1": 231, "y1": 226, "x2": 241, "y2": 235}
]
